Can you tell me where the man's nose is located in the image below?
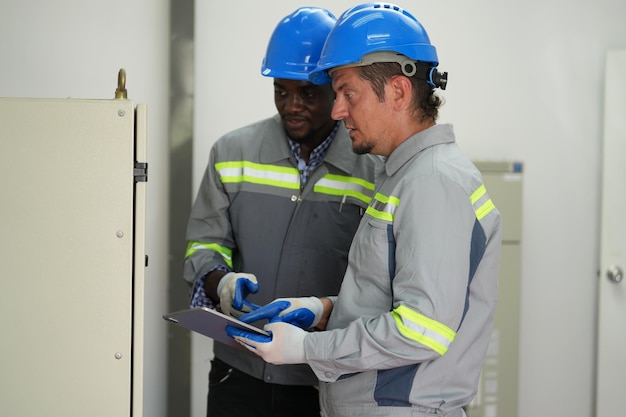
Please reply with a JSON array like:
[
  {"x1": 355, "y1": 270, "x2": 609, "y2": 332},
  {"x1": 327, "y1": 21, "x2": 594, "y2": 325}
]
[
  {"x1": 286, "y1": 94, "x2": 304, "y2": 111},
  {"x1": 331, "y1": 97, "x2": 347, "y2": 121}
]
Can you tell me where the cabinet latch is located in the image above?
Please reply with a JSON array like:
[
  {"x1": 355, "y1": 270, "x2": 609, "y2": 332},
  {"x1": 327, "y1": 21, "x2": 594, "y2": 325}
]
[{"x1": 134, "y1": 161, "x2": 148, "y2": 183}]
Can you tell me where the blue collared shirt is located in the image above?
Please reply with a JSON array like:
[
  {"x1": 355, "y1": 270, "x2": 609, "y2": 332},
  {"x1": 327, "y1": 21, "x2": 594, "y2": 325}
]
[{"x1": 289, "y1": 123, "x2": 337, "y2": 187}]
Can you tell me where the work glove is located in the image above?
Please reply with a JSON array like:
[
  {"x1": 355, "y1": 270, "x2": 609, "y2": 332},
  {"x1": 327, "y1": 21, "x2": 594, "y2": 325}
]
[
  {"x1": 238, "y1": 296, "x2": 323, "y2": 329},
  {"x1": 217, "y1": 272, "x2": 260, "y2": 318},
  {"x1": 226, "y1": 321, "x2": 306, "y2": 365}
]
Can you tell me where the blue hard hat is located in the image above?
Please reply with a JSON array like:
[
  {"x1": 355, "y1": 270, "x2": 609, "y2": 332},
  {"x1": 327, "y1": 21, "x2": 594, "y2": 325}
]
[
  {"x1": 309, "y1": 3, "x2": 439, "y2": 85},
  {"x1": 261, "y1": 7, "x2": 336, "y2": 83}
]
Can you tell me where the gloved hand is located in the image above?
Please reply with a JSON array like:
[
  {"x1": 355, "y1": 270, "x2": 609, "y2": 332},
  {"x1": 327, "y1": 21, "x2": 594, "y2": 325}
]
[
  {"x1": 238, "y1": 297, "x2": 323, "y2": 329},
  {"x1": 226, "y1": 321, "x2": 306, "y2": 365},
  {"x1": 217, "y1": 272, "x2": 260, "y2": 318}
]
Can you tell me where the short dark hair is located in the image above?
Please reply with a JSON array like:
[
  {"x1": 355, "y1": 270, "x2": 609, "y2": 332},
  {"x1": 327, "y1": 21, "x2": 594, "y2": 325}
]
[{"x1": 357, "y1": 62, "x2": 443, "y2": 122}]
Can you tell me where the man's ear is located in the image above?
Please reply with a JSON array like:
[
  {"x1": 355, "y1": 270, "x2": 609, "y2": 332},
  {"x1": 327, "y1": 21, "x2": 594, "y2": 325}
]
[{"x1": 388, "y1": 75, "x2": 413, "y2": 111}]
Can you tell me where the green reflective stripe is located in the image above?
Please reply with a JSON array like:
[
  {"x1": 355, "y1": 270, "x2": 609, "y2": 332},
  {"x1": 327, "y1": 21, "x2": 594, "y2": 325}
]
[
  {"x1": 314, "y1": 174, "x2": 375, "y2": 204},
  {"x1": 365, "y1": 192, "x2": 399, "y2": 222},
  {"x1": 185, "y1": 241, "x2": 233, "y2": 269},
  {"x1": 470, "y1": 184, "x2": 496, "y2": 220},
  {"x1": 391, "y1": 304, "x2": 456, "y2": 355},
  {"x1": 215, "y1": 161, "x2": 300, "y2": 190}
]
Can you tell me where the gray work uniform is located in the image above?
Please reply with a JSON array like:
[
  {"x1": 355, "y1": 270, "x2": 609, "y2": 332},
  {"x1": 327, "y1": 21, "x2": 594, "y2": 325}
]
[
  {"x1": 305, "y1": 124, "x2": 503, "y2": 416},
  {"x1": 184, "y1": 114, "x2": 378, "y2": 385}
]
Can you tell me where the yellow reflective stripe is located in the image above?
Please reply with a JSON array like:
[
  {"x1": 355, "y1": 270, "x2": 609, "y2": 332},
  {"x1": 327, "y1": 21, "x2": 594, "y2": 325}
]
[
  {"x1": 215, "y1": 161, "x2": 299, "y2": 190},
  {"x1": 470, "y1": 184, "x2": 486, "y2": 204},
  {"x1": 391, "y1": 304, "x2": 456, "y2": 355},
  {"x1": 314, "y1": 174, "x2": 375, "y2": 204},
  {"x1": 365, "y1": 192, "x2": 399, "y2": 222},
  {"x1": 185, "y1": 241, "x2": 233, "y2": 269},
  {"x1": 470, "y1": 184, "x2": 496, "y2": 220},
  {"x1": 475, "y1": 199, "x2": 495, "y2": 220}
]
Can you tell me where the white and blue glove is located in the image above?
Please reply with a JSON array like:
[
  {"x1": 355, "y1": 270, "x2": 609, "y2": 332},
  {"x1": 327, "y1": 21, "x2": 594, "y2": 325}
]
[
  {"x1": 238, "y1": 296, "x2": 323, "y2": 329},
  {"x1": 217, "y1": 272, "x2": 260, "y2": 318},
  {"x1": 226, "y1": 321, "x2": 307, "y2": 365}
]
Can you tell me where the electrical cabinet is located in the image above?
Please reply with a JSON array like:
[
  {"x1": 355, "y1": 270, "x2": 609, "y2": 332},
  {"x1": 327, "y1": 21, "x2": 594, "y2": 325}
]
[
  {"x1": 467, "y1": 161, "x2": 523, "y2": 417},
  {"x1": 0, "y1": 96, "x2": 147, "y2": 416}
]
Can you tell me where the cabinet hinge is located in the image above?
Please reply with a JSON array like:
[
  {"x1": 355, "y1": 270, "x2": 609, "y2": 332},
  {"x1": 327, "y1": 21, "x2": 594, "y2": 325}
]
[{"x1": 134, "y1": 161, "x2": 148, "y2": 183}]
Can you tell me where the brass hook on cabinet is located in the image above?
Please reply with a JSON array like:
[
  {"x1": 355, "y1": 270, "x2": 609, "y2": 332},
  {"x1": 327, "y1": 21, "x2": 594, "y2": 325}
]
[{"x1": 115, "y1": 68, "x2": 128, "y2": 99}]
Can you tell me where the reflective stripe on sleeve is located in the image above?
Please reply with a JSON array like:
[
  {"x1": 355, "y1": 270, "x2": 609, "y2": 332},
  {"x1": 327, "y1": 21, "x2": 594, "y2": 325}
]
[
  {"x1": 314, "y1": 173, "x2": 375, "y2": 204},
  {"x1": 470, "y1": 184, "x2": 496, "y2": 220},
  {"x1": 365, "y1": 192, "x2": 400, "y2": 222},
  {"x1": 215, "y1": 161, "x2": 300, "y2": 190},
  {"x1": 185, "y1": 241, "x2": 233, "y2": 269},
  {"x1": 391, "y1": 304, "x2": 456, "y2": 355}
]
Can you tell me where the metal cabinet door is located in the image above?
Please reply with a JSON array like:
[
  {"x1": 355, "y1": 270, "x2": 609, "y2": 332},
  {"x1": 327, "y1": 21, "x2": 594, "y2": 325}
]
[
  {"x1": 0, "y1": 98, "x2": 146, "y2": 417},
  {"x1": 466, "y1": 162, "x2": 523, "y2": 417}
]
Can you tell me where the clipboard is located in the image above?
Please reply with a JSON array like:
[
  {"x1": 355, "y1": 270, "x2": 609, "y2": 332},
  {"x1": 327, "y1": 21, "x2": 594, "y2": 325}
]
[{"x1": 163, "y1": 307, "x2": 269, "y2": 350}]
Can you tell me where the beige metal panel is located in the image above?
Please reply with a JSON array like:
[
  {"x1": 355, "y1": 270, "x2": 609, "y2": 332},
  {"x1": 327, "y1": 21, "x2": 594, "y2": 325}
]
[
  {"x1": 0, "y1": 98, "x2": 137, "y2": 416},
  {"x1": 475, "y1": 161, "x2": 523, "y2": 242},
  {"x1": 467, "y1": 244, "x2": 521, "y2": 417},
  {"x1": 133, "y1": 103, "x2": 148, "y2": 417},
  {"x1": 467, "y1": 161, "x2": 523, "y2": 417}
]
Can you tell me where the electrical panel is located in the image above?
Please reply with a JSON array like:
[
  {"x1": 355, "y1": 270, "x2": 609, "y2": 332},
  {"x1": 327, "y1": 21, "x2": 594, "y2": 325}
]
[
  {"x1": 0, "y1": 96, "x2": 147, "y2": 417},
  {"x1": 466, "y1": 161, "x2": 523, "y2": 417}
]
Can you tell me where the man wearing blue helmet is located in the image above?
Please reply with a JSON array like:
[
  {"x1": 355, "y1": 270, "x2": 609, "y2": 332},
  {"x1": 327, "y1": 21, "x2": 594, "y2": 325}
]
[
  {"x1": 183, "y1": 7, "x2": 378, "y2": 417},
  {"x1": 229, "y1": 4, "x2": 503, "y2": 417}
]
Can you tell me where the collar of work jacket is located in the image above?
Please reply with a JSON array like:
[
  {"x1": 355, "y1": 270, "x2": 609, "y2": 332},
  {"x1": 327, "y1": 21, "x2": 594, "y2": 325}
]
[
  {"x1": 384, "y1": 123, "x2": 456, "y2": 176},
  {"x1": 259, "y1": 114, "x2": 360, "y2": 176}
]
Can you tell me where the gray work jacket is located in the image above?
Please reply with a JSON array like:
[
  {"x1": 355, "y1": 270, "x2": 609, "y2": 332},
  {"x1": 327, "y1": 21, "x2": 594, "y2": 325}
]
[
  {"x1": 305, "y1": 124, "x2": 503, "y2": 416},
  {"x1": 185, "y1": 114, "x2": 378, "y2": 385}
]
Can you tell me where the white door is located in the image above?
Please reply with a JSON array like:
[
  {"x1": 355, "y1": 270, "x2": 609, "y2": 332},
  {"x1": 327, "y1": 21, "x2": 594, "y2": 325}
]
[{"x1": 596, "y1": 49, "x2": 626, "y2": 417}]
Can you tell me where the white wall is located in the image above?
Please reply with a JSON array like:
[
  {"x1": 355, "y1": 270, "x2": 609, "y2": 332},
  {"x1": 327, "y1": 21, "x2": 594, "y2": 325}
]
[
  {"x1": 2, "y1": 0, "x2": 623, "y2": 416},
  {"x1": 194, "y1": 1, "x2": 626, "y2": 417},
  {"x1": 0, "y1": 1, "x2": 170, "y2": 417}
]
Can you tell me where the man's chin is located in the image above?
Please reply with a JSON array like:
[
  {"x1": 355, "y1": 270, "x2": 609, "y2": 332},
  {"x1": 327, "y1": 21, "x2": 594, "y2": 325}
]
[
  {"x1": 352, "y1": 140, "x2": 374, "y2": 155},
  {"x1": 284, "y1": 128, "x2": 313, "y2": 144}
]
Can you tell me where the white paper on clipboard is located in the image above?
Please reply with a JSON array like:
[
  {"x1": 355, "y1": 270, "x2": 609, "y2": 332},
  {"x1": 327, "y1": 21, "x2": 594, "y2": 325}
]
[{"x1": 163, "y1": 307, "x2": 269, "y2": 350}]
